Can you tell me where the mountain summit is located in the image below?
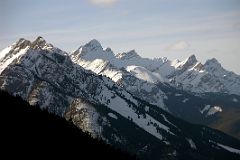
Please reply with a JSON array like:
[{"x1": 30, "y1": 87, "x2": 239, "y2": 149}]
[
  {"x1": 204, "y1": 58, "x2": 222, "y2": 70},
  {"x1": 85, "y1": 39, "x2": 103, "y2": 49},
  {"x1": 180, "y1": 54, "x2": 198, "y2": 67},
  {"x1": 31, "y1": 36, "x2": 50, "y2": 48},
  {"x1": 71, "y1": 39, "x2": 116, "y2": 63}
]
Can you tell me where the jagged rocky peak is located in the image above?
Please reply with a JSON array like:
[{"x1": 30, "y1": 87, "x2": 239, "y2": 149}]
[
  {"x1": 116, "y1": 49, "x2": 141, "y2": 60},
  {"x1": 204, "y1": 58, "x2": 223, "y2": 72},
  {"x1": 15, "y1": 38, "x2": 31, "y2": 49},
  {"x1": 70, "y1": 39, "x2": 116, "y2": 62},
  {"x1": 177, "y1": 54, "x2": 198, "y2": 69},
  {"x1": 186, "y1": 54, "x2": 198, "y2": 64},
  {"x1": 31, "y1": 36, "x2": 52, "y2": 49},
  {"x1": 36, "y1": 36, "x2": 46, "y2": 42},
  {"x1": 84, "y1": 39, "x2": 103, "y2": 50},
  {"x1": 0, "y1": 38, "x2": 31, "y2": 62},
  {"x1": 105, "y1": 47, "x2": 113, "y2": 53},
  {"x1": 73, "y1": 39, "x2": 103, "y2": 55},
  {"x1": 204, "y1": 58, "x2": 221, "y2": 67}
]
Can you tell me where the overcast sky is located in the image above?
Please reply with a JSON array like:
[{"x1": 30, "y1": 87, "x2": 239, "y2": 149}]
[{"x1": 1, "y1": 0, "x2": 240, "y2": 74}]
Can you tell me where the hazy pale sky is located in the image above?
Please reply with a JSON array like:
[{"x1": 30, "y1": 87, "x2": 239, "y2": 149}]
[{"x1": 1, "y1": 0, "x2": 240, "y2": 74}]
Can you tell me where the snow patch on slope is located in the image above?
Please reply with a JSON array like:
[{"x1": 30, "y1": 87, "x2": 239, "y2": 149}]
[
  {"x1": 0, "y1": 46, "x2": 13, "y2": 60},
  {"x1": 161, "y1": 114, "x2": 178, "y2": 128},
  {"x1": 233, "y1": 98, "x2": 238, "y2": 102},
  {"x1": 108, "y1": 113, "x2": 118, "y2": 119},
  {"x1": 206, "y1": 106, "x2": 222, "y2": 116},
  {"x1": 217, "y1": 143, "x2": 240, "y2": 155},
  {"x1": 100, "y1": 87, "x2": 173, "y2": 140},
  {"x1": 200, "y1": 105, "x2": 222, "y2": 116},
  {"x1": 126, "y1": 65, "x2": 164, "y2": 83},
  {"x1": 200, "y1": 105, "x2": 211, "y2": 114},
  {"x1": 175, "y1": 93, "x2": 182, "y2": 97},
  {"x1": 0, "y1": 47, "x2": 29, "y2": 73},
  {"x1": 186, "y1": 138, "x2": 197, "y2": 150},
  {"x1": 182, "y1": 98, "x2": 188, "y2": 103}
]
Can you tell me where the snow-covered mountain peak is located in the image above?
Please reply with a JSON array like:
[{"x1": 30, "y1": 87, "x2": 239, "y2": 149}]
[
  {"x1": 71, "y1": 39, "x2": 103, "y2": 58},
  {"x1": 116, "y1": 49, "x2": 141, "y2": 60},
  {"x1": 71, "y1": 40, "x2": 117, "y2": 64},
  {"x1": 34, "y1": 36, "x2": 46, "y2": 43},
  {"x1": 14, "y1": 38, "x2": 31, "y2": 49},
  {"x1": 175, "y1": 54, "x2": 198, "y2": 69},
  {"x1": 31, "y1": 36, "x2": 54, "y2": 49},
  {"x1": 0, "y1": 36, "x2": 67, "y2": 74},
  {"x1": 0, "y1": 38, "x2": 32, "y2": 74},
  {"x1": 0, "y1": 38, "x2": 31, "y2": 61},
  {"x1": 184, "y1": 54, "x2": 198, "y2": 65}
]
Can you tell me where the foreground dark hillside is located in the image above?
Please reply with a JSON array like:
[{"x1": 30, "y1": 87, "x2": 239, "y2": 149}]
[{"x1": 0, "y1": 90, "x2": 135, "y2": 159}]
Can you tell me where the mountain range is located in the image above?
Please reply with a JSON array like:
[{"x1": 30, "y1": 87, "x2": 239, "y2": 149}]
[
  {"x1": 0, "y1": 36, "x2": 239, "y2": 160},
  {"x1": 70, "y1": 38, "x2": 240, "y2": 139}
]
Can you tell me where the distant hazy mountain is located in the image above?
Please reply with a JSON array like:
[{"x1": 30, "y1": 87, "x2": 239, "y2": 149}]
[{"x1": 0, "y1": 37, "x2": 240, "y2": 160}]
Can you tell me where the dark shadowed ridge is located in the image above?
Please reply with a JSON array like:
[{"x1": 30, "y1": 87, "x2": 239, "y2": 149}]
[{"x1": 0, "y1": 90, "x2": 136, "y2": 160}]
